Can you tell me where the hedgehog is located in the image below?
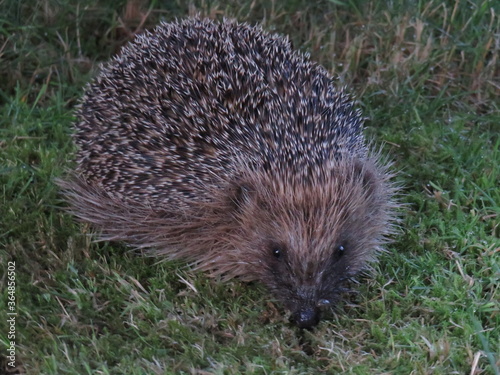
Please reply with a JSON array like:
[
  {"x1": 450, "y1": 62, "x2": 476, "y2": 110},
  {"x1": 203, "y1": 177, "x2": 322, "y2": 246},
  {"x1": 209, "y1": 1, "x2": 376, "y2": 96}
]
[{"x1": 59, "y1": 18, "x2": 398, "y2": 329}]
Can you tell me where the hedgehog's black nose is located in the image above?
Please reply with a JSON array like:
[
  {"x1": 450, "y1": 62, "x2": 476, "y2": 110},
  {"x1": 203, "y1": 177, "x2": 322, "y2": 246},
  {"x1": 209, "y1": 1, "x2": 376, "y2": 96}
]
[{"x1": 291, "y1": 306, "x2": 321, "y2": 329}]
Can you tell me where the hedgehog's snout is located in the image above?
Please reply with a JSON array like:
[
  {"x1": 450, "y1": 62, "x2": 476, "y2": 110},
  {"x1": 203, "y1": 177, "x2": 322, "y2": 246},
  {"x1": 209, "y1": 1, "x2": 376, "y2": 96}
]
[
  {"x1": 290, "y1": 305, "x2": 321, "y2": 329},
  {"x1": 288, "y1": 286, "x2": 333, "y2": 328}
]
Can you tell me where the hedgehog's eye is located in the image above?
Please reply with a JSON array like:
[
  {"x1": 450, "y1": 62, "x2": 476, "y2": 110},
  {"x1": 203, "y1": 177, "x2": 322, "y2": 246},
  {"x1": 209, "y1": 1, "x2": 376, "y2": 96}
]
[
  {"x1": 272, "y1": 247, "x2": 282, "y2": 258},
  {"x1": 335, "y1": 244, "x2": 346, "y2": 258},
  {"x1": 269, "y1": 243, "x2": 286, "y2": 260}
]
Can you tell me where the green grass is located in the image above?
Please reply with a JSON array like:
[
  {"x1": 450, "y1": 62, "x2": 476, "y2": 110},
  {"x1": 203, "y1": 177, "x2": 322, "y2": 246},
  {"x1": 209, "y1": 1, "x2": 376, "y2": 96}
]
[{"x1": 1, "y1": 0, "x2": 499, "y2": 374}]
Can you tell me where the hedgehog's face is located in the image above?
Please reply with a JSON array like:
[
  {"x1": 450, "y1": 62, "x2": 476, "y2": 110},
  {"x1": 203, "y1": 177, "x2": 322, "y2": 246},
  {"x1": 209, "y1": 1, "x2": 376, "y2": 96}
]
[
  {"x1": 255, "y1": 231, "x2": 352, "y2": 329},
  {"x1": 232, "y1": 161, "x2": 394, "y2": 328}
]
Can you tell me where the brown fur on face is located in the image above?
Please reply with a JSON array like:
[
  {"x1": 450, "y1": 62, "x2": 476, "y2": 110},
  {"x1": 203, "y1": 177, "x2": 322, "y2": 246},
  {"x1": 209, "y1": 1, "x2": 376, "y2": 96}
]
[{"x1": 216, "y1": 157, "x2": 396, "y2": 327}]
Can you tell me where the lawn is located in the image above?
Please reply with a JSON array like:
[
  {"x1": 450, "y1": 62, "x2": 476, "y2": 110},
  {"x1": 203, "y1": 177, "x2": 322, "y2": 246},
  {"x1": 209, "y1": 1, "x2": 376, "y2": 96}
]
[{"x1": 1, "y1": 0, "x2": 498, "y2": 374}]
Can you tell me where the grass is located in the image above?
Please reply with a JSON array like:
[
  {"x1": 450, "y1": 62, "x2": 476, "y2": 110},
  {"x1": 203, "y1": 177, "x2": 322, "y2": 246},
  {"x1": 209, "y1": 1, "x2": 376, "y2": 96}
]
[{"x1": 1, "y1": 0, "x2": 498, "y2": 373}]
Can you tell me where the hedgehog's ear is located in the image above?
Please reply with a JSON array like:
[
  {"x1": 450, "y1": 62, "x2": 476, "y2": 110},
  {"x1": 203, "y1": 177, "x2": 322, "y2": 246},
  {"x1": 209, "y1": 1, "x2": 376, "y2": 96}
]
[
  {"x1": 228, "y1": 179, "x2": 256, "y2": 210},
  {"x1": 353, "y1": 159, "x2": 378, "y2": 198}
]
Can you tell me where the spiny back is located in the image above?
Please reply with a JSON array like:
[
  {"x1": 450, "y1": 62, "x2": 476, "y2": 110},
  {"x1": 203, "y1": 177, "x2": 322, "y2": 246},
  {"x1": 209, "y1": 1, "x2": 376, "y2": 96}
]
[{"x1": 74, "y1": 18, "x2": 365, "y2": 206}]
